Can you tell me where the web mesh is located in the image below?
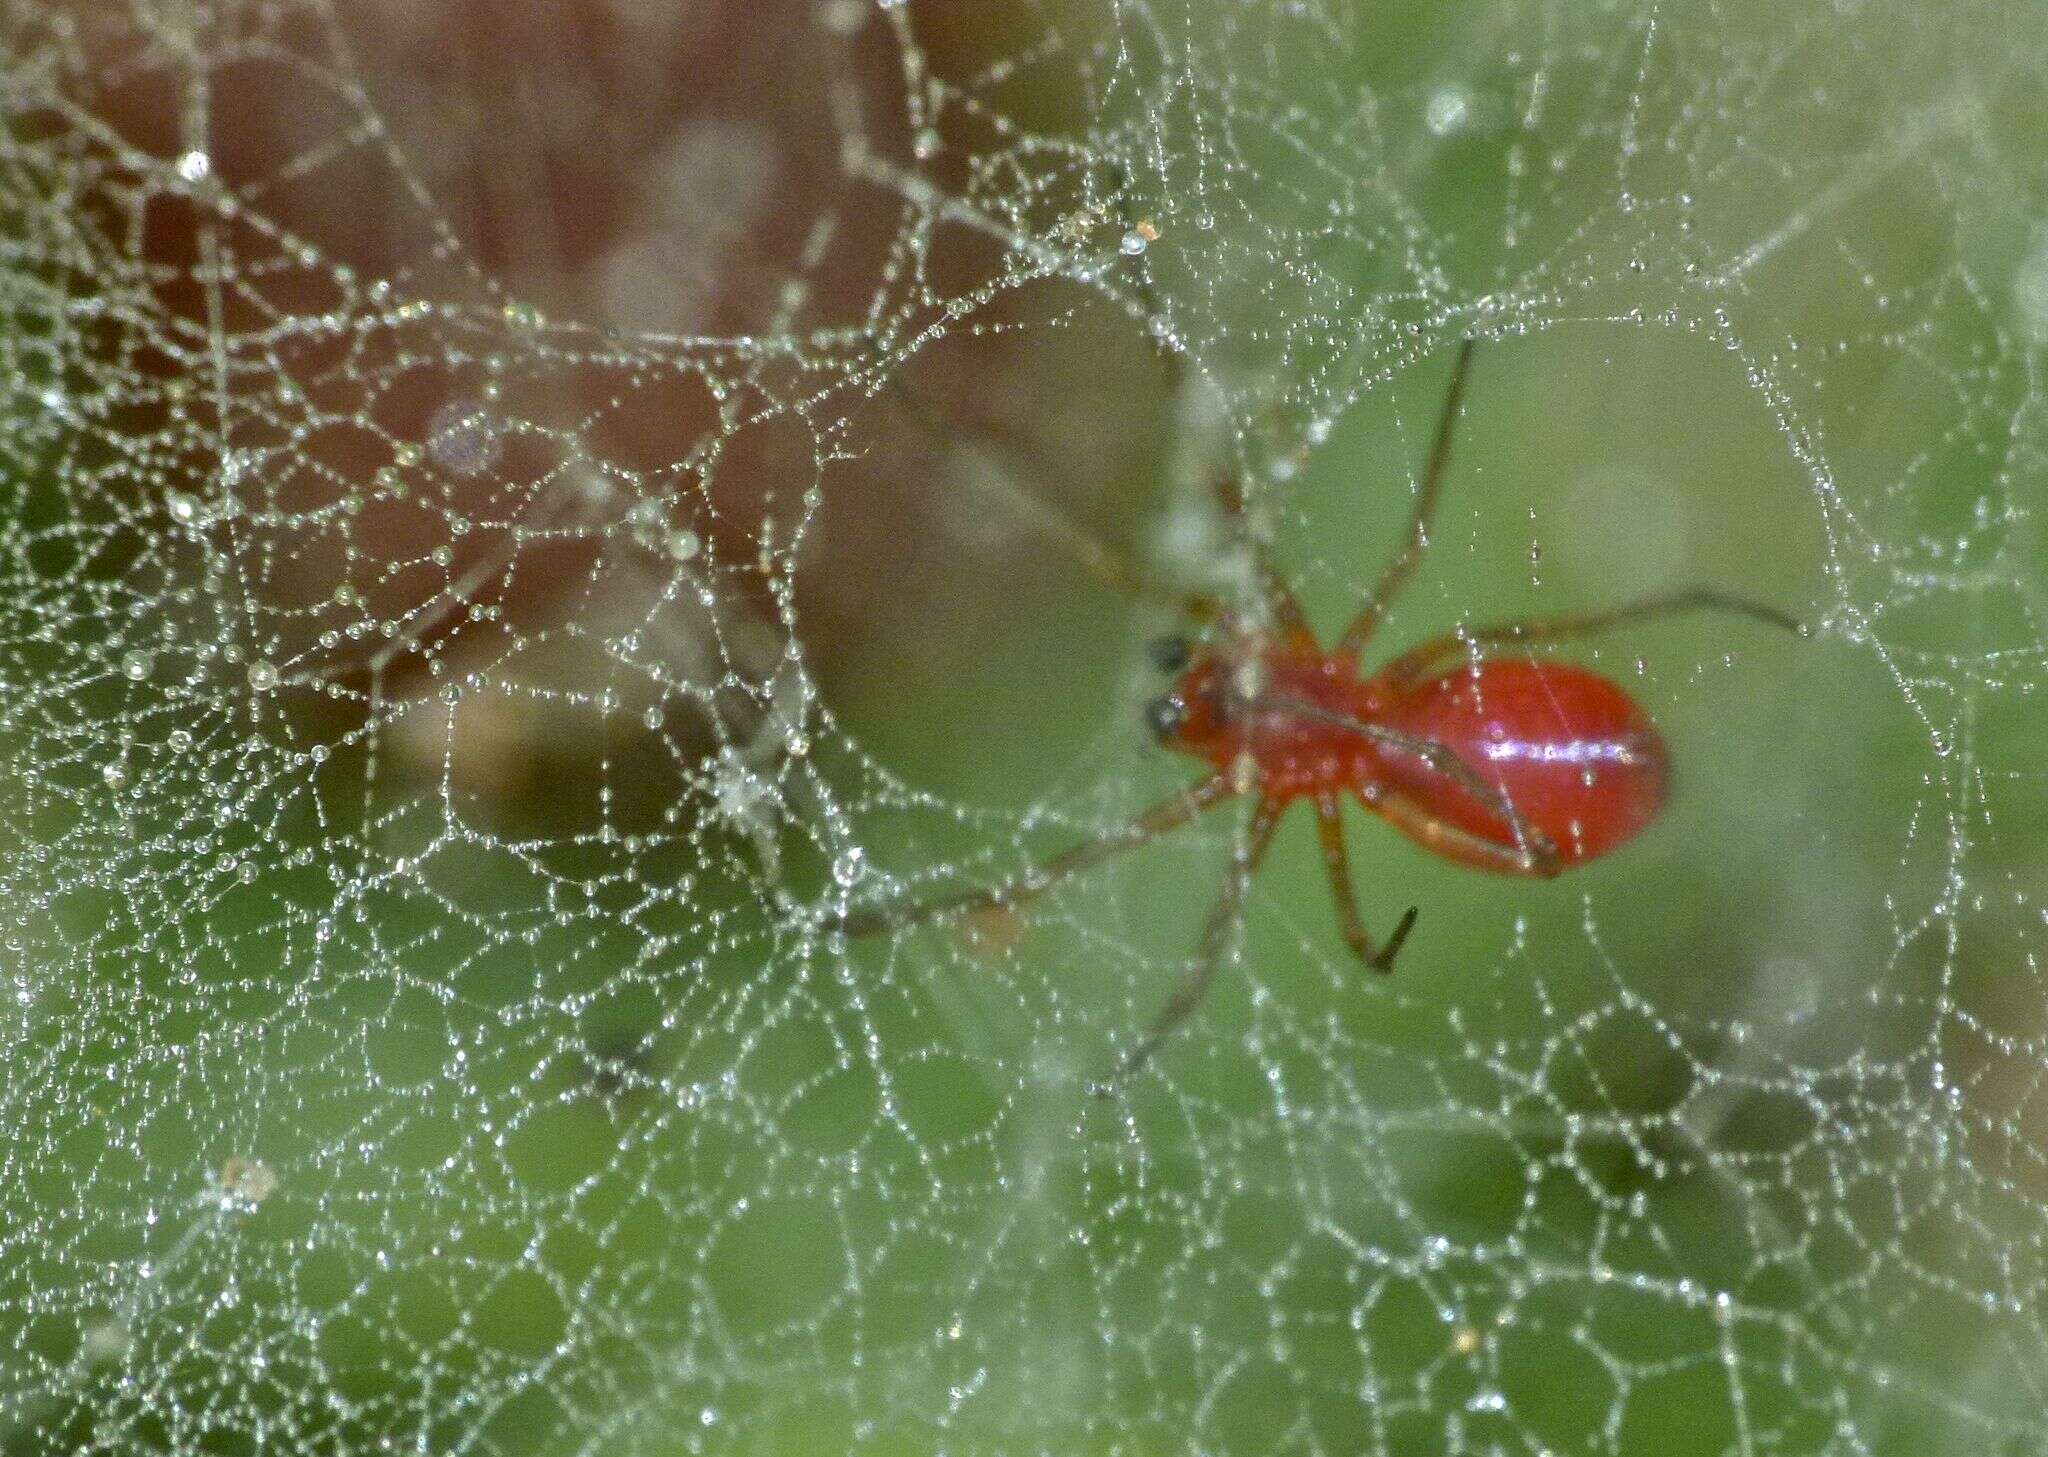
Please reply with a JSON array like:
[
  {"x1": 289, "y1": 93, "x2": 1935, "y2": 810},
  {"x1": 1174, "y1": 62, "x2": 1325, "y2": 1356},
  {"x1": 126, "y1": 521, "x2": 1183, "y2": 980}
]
[{"x1": 3, "y1": 0, "x2": 2045, "y2": 1452}]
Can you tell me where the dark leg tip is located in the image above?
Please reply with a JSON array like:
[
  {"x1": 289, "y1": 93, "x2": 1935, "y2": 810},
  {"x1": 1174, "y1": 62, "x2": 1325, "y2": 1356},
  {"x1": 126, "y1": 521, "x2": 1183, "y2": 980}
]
[{"x1": 1370, "y1": 906, "x2": 1420, "y2": 971}]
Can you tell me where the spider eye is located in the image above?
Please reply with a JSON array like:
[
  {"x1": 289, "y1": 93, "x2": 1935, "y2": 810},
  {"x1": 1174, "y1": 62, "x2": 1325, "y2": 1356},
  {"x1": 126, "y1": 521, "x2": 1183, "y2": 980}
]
[
  {"x1": 1147, "y1": 634, "x2": 1192, "y2": 674},
  {"x1": 1144, "y1": 693, "x2": 1188, "y2": 741}
]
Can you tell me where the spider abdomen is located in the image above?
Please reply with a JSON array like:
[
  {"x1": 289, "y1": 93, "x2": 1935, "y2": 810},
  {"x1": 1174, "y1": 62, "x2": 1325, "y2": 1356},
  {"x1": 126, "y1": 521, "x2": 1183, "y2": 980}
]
[{"x1": 1370, "y1": 658, "x2": 1669, "y2": 869}]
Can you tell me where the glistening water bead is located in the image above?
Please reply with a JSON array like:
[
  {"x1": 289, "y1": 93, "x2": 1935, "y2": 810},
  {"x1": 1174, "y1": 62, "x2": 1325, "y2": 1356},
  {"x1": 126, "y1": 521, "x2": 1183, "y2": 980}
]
[
  {"x1": 2015, "y1": 227, "x2": 2048, "y2": 345},
  {"x1": 425, "y1": 401, "x2": 505, "y2": 477},
  {"x1": 1424, "y1": 85, "x2": 1473, "y2": 136}
]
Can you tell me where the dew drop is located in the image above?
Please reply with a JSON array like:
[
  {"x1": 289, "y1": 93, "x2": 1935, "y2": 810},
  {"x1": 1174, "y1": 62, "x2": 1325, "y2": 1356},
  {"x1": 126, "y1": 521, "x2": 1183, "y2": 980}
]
[
  {"x1": 219, "y1": 1156, "x2": 278, "y2": 1206},
  {"x1": 247, "y1": 660, "x2": 279, "y2": 693},
  {"x1": 218, "y1": 449, "x2": 260, "y2": 489},
  {"x1": 2016, "y1": 227, "x2": 2048, "y2": 344},
  {"x1": 816, "y1": 0, "x2": 868, "y2": 33},
  {"x1": 832, "y1": 848, "x2": 867, "y2": 887},
  {"x1": 175, "y1": 149, "x2": 212, "y2": 183},
  {"x1": 1424, "y1": 85, "x2": 1473, "y2": 137},
  {"x1": 425, "y1": 400, "x2": 504, "y2": 477},
  {"x1": 81, "y1": 1321, "x2": 129, "y2": 1364},
  {"x1": 1118, "y1": 229, "x2": 1149, "y2": 257},
  {"x1": 120, "y1": 649, "x2": 152, "y2": 681}
]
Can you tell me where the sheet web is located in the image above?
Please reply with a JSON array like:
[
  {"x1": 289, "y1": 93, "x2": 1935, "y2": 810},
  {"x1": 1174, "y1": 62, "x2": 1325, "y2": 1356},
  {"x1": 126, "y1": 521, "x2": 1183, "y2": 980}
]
[{"x1": 1, "y1": 1, "x2": 2044, "y2": 1453}]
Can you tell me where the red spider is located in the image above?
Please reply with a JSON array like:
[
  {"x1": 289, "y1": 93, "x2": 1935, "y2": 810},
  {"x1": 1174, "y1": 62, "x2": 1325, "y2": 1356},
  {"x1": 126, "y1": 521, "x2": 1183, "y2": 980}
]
[{"x1": 835, "y1": 339, "x2": 1799, "y2": 1078}]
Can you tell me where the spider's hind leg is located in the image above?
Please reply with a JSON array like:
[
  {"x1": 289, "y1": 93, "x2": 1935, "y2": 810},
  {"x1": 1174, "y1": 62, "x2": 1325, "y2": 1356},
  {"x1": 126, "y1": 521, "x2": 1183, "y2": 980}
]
[
  {"x1": 1315, "y1": 793, "x2": 1417, "y2": 971},
  {"x1": 1374, "y1": 587, "x2": 1804, "y2": 690}
]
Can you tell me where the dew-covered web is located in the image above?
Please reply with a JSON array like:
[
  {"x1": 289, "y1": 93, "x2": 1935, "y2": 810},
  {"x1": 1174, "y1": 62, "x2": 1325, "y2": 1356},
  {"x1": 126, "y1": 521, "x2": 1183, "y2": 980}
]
[{"x1": 3, "y1": 1, "x2": 2046, "y2": 1453}]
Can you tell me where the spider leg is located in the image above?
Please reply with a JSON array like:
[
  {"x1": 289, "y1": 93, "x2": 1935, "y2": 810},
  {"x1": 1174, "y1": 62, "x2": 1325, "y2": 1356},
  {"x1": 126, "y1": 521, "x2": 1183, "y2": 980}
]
[
  {"x1": 1099, "y1": 180, "x2": 1316, "y2": 649},
  {"x1": 828, "y1": 773, "x2": 1236, "y2": 938},
  {"x1": 1333, "y1": 337, "x2": 1479, "y2": 662},
  {"x1": 877, "y1": 382, "x2": 1219, "y2": 619},
  {"x1": 882, "y1": 174, "x2": 1314, "y2": 650},
  {"x1": 1374, "y1": 586, "x2": 1804, "y2": 689},
  {"x1": 1255, "y1": 691, "x2": 1561, "y2": 875},
  {"x1": 1314, "y1": 793, "x2": 1418, "y2": 971},
  {"x1": 1366, "y1": 784, "x2": 1567, "y2": 878},
  {"x1": 1215, "y1": 465, "x2": 1316, "y2": 648},
  {"x1": 1103, "y1": 795, "x2": 1287, "y2": 1085},
  {"x1": 1359, "y1": 721, "x2": 1561, "y2": 876}
]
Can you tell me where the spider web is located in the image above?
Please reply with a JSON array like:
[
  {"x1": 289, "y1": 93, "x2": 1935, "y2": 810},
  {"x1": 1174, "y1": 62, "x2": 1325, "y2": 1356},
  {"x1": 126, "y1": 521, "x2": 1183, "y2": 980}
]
[{"x1": 2, "y1": 0, "x2": 2044, "y2": 1452}]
